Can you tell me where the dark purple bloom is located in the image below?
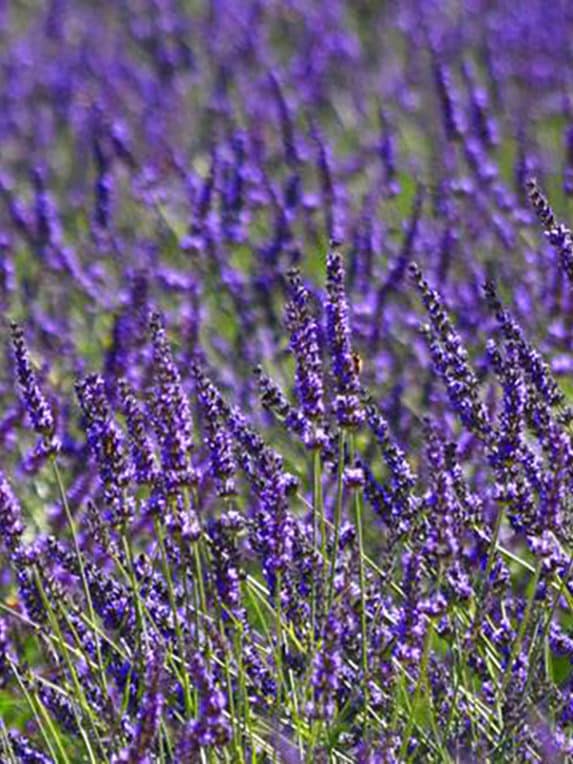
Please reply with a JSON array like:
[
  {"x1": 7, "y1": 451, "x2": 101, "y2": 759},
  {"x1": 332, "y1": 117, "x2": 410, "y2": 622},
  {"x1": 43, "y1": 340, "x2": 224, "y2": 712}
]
[
  {"x1": 483, "y1": 280, "x2": 565, "y2": 408},
  {"x1": 208, "y1": 511, "x2": 245, "y2": 621},
  {"x1": 411, "y1": 264, "x2": 492, "y2": 441},
  {"x1": 254, "y1": 365, "x2": 311, "y2": 445},
  {"x1": 527, "y1": 177, "x2": 573, "y2": 286},
  {"x1": 92, "y1": 133, "x2": 113, "y2": 230},
  {"x1": 431, "y1": 53, "x2": 465, "y2": 142},
  {"x1": 364, "y1": 397, "x2": 416, "y2": 502}
]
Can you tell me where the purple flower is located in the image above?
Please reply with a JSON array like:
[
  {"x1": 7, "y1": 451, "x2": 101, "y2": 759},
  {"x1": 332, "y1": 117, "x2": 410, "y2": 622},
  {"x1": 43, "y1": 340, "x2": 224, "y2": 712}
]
[
  {"x1": 92, "y1": 132, "x2": 113, "y2": 230},
  {"x1": 484, "y1": 280, "x2": 565, "y2": 409},
  {"x1": 254, "y1": 365, "x2": 311, "y2": 445},
  {"x1": 527, "y1": 177, "x2": 573, "y2": 287},
  {"x1": 411, "y1": 264, "x2": 492, "y2": 441},
  {"x1": 364, "y1": 395, "x2": 417, "y2": 534}
]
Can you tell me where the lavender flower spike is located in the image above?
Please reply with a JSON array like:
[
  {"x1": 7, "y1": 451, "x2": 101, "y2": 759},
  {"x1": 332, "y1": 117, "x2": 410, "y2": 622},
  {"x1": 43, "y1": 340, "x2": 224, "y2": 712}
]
[
  {"x1": 325, "y1": 241, "x2": 364, "y2": 429},
  {"x1": 75, "y1": 374, "x2": 133, "y2": 525},
  {"x1": 0, "y1": 471, "x2": 24, "y2": 555},
  {"x1": 9, "y1": 321, "x2": 60, "y2": 458},
  {"x1": 115, "y1": 377, "x2": 159, "y2": 487},
  {"x1": 526, "y1": 177, "x2": 573, "y2": 286},
  {"x1": 148, "y1": 310, "x2": 197, "y2": 494},
  {"x1": 285, "y1": 267, "x2": 325, "y2": 424}
]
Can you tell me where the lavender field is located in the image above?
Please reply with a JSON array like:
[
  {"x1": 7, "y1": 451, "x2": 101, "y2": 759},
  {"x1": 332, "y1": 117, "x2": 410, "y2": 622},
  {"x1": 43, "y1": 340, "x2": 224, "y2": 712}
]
[{"x1": 2, "y1": 1, "x2": 573, "y2": 761}]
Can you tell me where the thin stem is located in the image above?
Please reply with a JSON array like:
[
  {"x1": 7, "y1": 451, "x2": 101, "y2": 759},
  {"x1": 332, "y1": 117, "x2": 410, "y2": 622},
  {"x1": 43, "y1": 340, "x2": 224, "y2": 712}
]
[{"x1": 121, "y1": 534, "x2": 147, "y2": 647}]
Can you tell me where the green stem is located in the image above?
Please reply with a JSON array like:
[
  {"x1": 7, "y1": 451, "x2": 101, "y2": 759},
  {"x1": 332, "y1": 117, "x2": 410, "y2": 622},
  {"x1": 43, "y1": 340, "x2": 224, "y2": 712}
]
[
  {"x1": 154, "y1": 517, "x2": 193, "y2": 717},
  {"x1": 326, "y1": 432, "x2": 346, "y2": 613},
  {"x1": 121, "y1": 534, "x2": 147, "y2": 647},
  {"x1": 525, "y1": 558, "x2": 573, "y2": 691},
  {"x1": 52, "y1": 459, "x2": 108, "y2": 699},
  {"x1": 274, "y1": 569, "x2": 284, "y2": 710},
  {"x1": 32, "y1": 566, "x2": 102, "y2": 760},
  {"x1": 310, "y1": 447, "x2": 324, "y2": 656},
  {"x1": 0, "y1": 721, "x2": 18, "y2": 764},
  {"x1": 443, "y1": 507, "x2": 505, "y2": 741},
  {"x1": 500, "y1": 560, "x2": 543, "y2": 696},
  {"x1": 399, "y1": 618, "x2": 433, "y2": 761},
  {"x1": 7, "y1": 656, "x2": 69, "y2": 764},
  {"x1": 349, "y1": 435, "x2": 369, "y2": 726}
]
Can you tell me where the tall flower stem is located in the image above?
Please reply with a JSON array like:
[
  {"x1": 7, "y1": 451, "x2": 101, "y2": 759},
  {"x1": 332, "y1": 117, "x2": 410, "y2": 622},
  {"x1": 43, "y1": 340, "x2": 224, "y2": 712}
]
[
  {"x1": 31, "y1": 566, "x2": 102, "y2": 761},
  {"x1": 327, "y1": 432, "x2": 346, "y2": 613},
  {"x1": 311, "y1": 446, "x2": 324, "y2": 640},
  {"x1": 153, "y1": 517, "x2": 193, "y2": 718},
  {"x1": 6, "y1": 656, "x2": 70, "y2": 764},
  {"x1": 400, "y1": 569, "x2": 443, "y2": 762},
  {"x1": 500, "y1": 559, "x2": 543, "y2": 696},
  {"x1": 349, "y1": 434, "x2": 369, "y2": 725},
  {"x1": 51, "y1": 459, "x2": 108, "y2": 699},
  {"x1": 444, "y1": 507, "x2": 505, "y2": 741}
]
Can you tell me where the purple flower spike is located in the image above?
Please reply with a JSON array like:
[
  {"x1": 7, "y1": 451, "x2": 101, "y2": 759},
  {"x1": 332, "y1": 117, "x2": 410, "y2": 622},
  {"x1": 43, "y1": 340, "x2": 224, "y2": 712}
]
[
  {"x1": 148, "y1": 310, "x2": 197, "y2": 494},
  {"x1": 325, "y1": 242, "x2": 364, "y2": 430},
  {"x1": 0, "y1": 471, "x2": 24, "y2": 555},
  {"x1": 192, "y1": 360, "x2": 237, "y2": 498},
  {"x1": 10, "y1": 321, "x2": 60, "y2": 459},
  {"x1": 116, "y1": 377, "x2": 158, "y2": 487},
  {"x1": 75, "y1": 373, "x2": 132, "y2": 525},
  {"x1": 285, "y1": 267, "x2": 325, "y2": 425}
]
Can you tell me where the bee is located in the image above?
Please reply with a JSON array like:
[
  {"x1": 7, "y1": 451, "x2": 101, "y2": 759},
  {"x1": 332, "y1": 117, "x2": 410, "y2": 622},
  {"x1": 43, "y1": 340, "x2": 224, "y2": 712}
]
[{"x1": 352, "y1": 351, "x2": 363, "y2": 376}]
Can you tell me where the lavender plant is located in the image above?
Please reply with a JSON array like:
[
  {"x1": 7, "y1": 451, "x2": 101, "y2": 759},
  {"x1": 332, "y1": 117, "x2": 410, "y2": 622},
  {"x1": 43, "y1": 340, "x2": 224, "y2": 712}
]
[{"x1": 2, "y1": 1, "x2": 573, "y2": 762}]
